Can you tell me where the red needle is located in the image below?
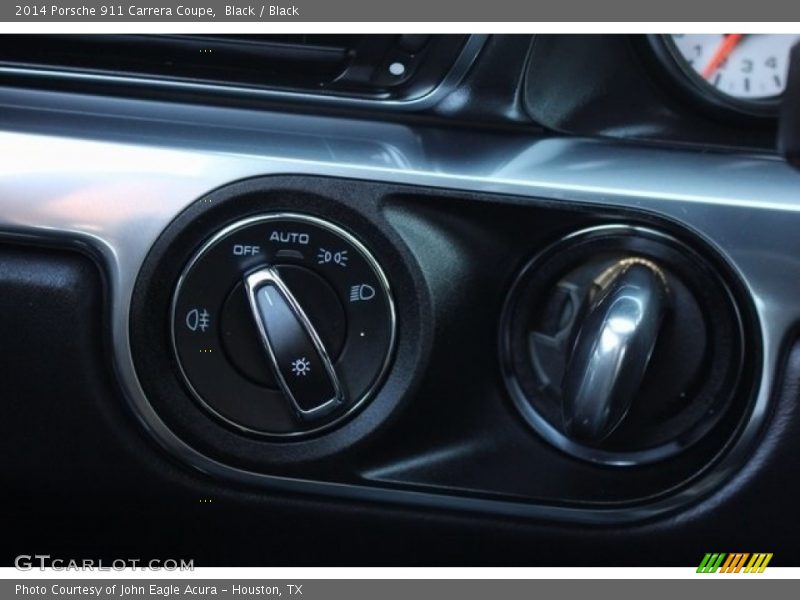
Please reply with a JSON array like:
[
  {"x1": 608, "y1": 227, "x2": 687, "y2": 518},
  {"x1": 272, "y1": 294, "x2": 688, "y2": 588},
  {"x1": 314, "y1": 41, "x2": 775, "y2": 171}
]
[{"x1": 702, "y1": 34, "x2": 744, "y2": 79}]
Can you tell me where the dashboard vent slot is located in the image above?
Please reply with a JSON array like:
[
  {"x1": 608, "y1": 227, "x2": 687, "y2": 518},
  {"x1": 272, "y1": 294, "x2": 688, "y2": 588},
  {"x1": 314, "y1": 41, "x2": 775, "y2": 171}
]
[{"x1": 0, "y1": 34, "x2": 472, "y2": 102}]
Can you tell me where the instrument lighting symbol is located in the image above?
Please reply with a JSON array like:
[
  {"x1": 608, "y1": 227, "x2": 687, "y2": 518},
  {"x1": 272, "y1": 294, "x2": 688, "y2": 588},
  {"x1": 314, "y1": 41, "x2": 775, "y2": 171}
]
[{"x1": 291, "y1": 357, "x2": 311, "y2": 377}]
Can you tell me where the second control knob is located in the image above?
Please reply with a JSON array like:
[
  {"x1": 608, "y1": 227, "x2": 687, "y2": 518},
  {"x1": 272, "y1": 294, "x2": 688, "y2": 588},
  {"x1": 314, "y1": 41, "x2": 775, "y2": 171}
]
[
  {"x1": 500, "y1": 225, "x2": 746, "y2": 465},
  {"x1": 562, "y1": 259, "x2": 669, "y2": 442}
]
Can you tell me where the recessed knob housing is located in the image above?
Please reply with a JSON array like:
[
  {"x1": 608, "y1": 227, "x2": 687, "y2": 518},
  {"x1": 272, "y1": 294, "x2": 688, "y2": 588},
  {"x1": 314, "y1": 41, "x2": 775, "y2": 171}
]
[
  {"x1": 171, "y1": 213, "x2": 395, "y2": 437},
  {"x1": 500, "y1": 225, "x2": 746, "y2": 465}
]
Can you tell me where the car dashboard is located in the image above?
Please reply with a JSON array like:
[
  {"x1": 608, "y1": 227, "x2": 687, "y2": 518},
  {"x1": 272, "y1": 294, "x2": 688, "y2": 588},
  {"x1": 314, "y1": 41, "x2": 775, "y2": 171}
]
[{"x1": 1, "y1": 34, "x2": 799, "y2": 566}]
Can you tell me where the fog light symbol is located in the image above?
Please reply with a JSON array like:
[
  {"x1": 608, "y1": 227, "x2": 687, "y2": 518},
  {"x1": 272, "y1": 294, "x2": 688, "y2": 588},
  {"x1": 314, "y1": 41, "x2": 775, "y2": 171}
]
[{"x1": 186, "y1": 308, "x2": 210, "y2": 332}]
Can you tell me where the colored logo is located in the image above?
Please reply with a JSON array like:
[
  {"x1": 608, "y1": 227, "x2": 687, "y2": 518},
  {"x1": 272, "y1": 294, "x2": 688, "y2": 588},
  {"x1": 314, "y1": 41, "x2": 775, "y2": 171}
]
[{"x1": 697, "y1": 553, "x2": 773, "y2": 573}]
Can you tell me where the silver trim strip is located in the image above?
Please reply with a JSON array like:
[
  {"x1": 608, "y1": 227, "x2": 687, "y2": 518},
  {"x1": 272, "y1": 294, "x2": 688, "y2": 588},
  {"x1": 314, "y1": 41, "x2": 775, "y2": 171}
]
[
  {"x1": 0, "y1": 103, "x2": 798, "y2": 523},
  {"x1": 0, "y1": 35, "x2": 488, "y2": 112}
]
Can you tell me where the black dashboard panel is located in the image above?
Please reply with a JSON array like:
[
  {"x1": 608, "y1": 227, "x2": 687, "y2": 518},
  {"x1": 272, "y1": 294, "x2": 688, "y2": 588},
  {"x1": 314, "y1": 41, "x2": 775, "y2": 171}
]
[
  {"x1": 2, "y1": 33, "x2": 800, "y2": 566},
  {"x1": 1, "y1": 241, "x2": 799, "y2": 565},
  {"x1": 125, "y1": 176, "x2": 760, "y2": 507}
]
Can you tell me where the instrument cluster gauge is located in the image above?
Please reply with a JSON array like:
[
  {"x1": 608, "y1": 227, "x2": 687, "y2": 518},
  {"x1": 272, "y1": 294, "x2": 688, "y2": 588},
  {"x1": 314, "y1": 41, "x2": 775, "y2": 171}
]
[{"x1": 649, "y1": 34, "x2": 800, "y2": 117}]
